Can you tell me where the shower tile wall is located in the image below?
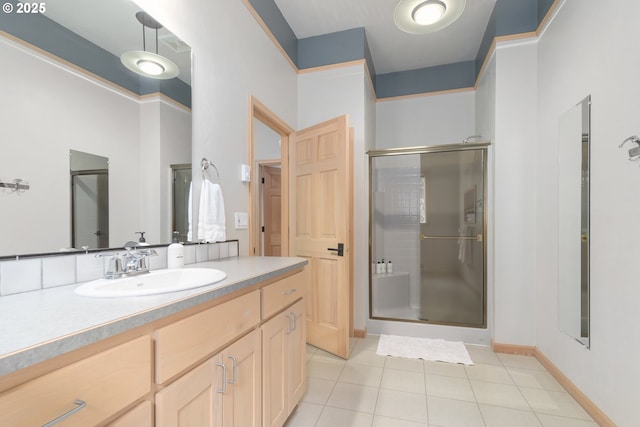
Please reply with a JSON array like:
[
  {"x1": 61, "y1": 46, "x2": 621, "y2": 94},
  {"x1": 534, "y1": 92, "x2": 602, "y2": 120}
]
[{"x1": 374, "y1": 160, "x2": 421, "y2": 310}]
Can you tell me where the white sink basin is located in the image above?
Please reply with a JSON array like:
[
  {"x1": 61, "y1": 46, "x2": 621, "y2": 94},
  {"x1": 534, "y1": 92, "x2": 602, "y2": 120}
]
[{"x1": 75, "y1": 268, "x2": 228, "y2": 297}]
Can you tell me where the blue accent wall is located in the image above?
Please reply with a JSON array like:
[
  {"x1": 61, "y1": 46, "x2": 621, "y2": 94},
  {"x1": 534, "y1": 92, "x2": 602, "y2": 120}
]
[
  {"x1": 247, "y1": 0, "x2": 298, "y2": 64},
  {"x1": 475, "y1": 5, "x2": 497, "y2": 79},
  {"x1": 0, "y1": 1, "x2": 191, "y2": 108},
  {"x1": 537, "y1": 0, "x2": 556, "y2": 23},
  {"x1": 376, "y1": 61, "x2": 476, "y2": 99},
  {"x1": 495, "y1": 0, "x2": 538, "y2": 36},
  {"x1": 298, "y1": 28, "x2": 366, "y2": 69}
]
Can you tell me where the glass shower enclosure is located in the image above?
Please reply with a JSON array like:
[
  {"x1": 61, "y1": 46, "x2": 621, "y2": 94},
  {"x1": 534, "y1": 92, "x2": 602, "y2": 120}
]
[{"x1": 369, "y1": 143, "x2": 488, "y2": 328}]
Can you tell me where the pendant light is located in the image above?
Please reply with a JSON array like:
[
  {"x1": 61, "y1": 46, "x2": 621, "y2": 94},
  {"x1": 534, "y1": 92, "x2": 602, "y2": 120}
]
[{"x1": 120, "y1": 12, "x2": 179, "y2": 80}]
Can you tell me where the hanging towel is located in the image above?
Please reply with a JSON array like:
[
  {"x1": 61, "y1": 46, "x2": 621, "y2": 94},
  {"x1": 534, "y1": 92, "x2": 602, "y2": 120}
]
[
  {"x1": 197, "y1": 179, "x2": 226, "y2": 242},
  {"x1": 187, "y1": 182, "x2": 193, "y2": 241}
]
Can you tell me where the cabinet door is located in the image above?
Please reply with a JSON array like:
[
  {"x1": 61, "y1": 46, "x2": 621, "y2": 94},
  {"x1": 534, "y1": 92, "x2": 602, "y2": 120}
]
[
  {"x1": 287, "y1": 299, "x2": 307, "y2": 414},
  {"x1": 221, "y1": 329, "x2": 262, "y2": 427},
  {"x1": 262, "y1": 313, "x2": 288, "y2": 427},
  {"x1": 262, "y1": 299, "x2": 307, "y2": 427},
  {"x1": 155, "y1": 358, "x2": 223, "y2": 427}
]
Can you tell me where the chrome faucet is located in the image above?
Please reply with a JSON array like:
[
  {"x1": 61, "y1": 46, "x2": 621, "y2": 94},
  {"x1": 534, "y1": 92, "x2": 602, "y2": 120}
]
[{"x1": 95, "y1": 248, "x2": 158, "y2": 279}]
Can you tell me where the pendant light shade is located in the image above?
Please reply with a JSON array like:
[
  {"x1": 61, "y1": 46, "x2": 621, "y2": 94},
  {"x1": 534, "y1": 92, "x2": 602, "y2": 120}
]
[{"x1": 120, "y1": 12, "x2": 179, "y2": 80}]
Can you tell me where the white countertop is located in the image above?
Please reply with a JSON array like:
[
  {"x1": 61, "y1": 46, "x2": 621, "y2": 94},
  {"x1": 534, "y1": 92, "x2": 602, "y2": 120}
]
[{"x1": 0, "y1": 256, "x2": 307, "y2": 377}]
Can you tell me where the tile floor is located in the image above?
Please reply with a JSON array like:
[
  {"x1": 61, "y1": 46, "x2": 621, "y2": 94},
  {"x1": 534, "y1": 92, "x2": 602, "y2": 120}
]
[{"x1": 285, "y1": 335, "x2": 598, "y2": 427}]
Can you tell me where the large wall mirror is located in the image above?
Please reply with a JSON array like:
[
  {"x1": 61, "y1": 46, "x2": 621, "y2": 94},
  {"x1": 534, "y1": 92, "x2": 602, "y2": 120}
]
[
  {"x1": 0, "y1": 0, "x2": 192, "y2": 257},
  {"x1": 558, "y1": 95, "x2": 590, "y2": 348}
]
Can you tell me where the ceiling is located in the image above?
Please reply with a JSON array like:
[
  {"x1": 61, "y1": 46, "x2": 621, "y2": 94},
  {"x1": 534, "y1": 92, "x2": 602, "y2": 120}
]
[
  {"x1": 22, "y1": 0, "x2": 192, "y2": 85},
  {"x1": 274, "y1": 0, "x2": 497, "y2": 75}
]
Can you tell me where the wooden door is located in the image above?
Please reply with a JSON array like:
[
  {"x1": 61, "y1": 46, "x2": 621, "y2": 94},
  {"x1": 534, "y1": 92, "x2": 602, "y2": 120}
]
[
  {"x1": 263, "y1": 166, "x2": 282, "y2": 256},
  {"x1": 221, "y1": 329, "x2": 262, "y2": 427},
  {"x1": 289, "y1": 115, "x2": 352, "y2": 358}
]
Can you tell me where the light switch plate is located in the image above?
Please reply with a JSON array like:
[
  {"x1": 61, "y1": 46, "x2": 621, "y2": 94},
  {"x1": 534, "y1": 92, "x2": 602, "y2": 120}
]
[
  {"x1": 234, "y1": 212, "x2": 249, "y2": 230},
  {"x1": 241, "y1": 164, "x2": 251, "y2": 182}
]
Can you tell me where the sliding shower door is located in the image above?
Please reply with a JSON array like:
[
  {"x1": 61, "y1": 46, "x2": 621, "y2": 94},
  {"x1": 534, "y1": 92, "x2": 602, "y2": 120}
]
[{"x1": 369, "y1": 144, "x2": 487, "y2": 328}]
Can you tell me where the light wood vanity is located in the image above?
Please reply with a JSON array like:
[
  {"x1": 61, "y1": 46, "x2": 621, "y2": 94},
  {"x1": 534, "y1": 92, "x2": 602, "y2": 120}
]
[{"x1": 0, "y1": 260, "x2": 308, "y2": 427}]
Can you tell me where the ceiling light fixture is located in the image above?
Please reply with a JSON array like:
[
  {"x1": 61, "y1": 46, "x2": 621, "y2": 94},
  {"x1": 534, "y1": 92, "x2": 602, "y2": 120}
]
[
  {"x1": 120, "y1": 12, "x2": 179, "y2": 80},
  {"x1": 412, "y1": 1, "x2": 446, "y2": 26},
  {"x1": 395, "y1": 0, "x2": 466, "y2": 34}
]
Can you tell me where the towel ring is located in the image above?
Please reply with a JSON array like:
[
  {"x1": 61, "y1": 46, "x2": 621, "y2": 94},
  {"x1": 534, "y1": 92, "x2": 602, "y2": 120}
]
[{"x1": 201, "y1": 157, "x2": 220, "y2": 183}]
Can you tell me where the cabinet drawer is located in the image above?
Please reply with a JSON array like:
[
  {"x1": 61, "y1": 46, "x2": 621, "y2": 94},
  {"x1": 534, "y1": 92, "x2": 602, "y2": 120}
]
[
  {"x1": 155, "y1": 290, "x2": 261, "y2": 384},
  {"x1": 262, "y1": 268, "x2": 308, "y2": 320},
  {"x1": 0, "y1": 336, "x2": 152, "y2": 427}
]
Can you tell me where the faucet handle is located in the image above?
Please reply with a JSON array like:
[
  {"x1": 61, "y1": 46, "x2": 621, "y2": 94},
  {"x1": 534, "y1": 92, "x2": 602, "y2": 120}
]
[{"x1": 95, "y1": 252, "x2": 124, "y2": 279}]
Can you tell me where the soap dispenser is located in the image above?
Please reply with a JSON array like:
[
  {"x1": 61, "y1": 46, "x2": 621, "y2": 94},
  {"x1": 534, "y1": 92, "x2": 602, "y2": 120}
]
[{"x1": 167, "y1": 231, "x2": 184, "y2": 269}]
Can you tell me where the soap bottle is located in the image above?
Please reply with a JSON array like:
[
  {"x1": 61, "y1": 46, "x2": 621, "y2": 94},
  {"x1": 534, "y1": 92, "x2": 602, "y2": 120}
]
[
  {"x1": 387, "y1": 260, "x2": 393, "y2": 274},
  {"x1": 167, "y1": 231, "x2": 184, "y2": 269}
]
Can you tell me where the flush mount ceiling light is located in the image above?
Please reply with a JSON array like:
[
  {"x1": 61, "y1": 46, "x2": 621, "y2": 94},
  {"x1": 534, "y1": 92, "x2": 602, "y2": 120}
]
[
  {"x1": 395, "y1": 0, "x2": 466, "y2": 34},
  {"x1": 120, "y1": 11, "x2": 179, "y2": 80}
]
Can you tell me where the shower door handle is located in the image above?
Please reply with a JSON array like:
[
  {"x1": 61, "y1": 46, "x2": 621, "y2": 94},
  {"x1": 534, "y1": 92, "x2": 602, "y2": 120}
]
[
  {"x1": 327, "y1": 243, "x2": 344, "y2": 256},
  {"x1": 420, "y1": 234, "x2": 483, "y2": 242}
]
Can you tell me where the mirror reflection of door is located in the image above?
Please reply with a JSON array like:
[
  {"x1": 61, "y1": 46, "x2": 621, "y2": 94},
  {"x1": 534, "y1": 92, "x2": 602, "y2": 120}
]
[
  {"x1": 70, "y1": 150, "x2": 109, "y2": 249},
  {"x1": 261, "y1": 164, "x2": 281, "y2": 255},
  {"x1": 171, "y1": 164, "x2": 192, "y2": 242}
]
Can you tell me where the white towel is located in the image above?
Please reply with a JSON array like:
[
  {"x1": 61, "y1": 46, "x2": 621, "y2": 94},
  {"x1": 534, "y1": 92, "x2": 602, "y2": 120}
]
[
  {"x1": 197, "y1": 179, "x2": 226, "y2": 242},
  {"x1": 187, "y1": 182, "x2": 193, "y2": 241}
]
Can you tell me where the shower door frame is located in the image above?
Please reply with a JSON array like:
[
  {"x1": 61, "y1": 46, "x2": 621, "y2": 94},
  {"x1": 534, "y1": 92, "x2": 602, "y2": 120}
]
[{"x1": 367, "y1": 142, "x2": 490, "y2": 328}]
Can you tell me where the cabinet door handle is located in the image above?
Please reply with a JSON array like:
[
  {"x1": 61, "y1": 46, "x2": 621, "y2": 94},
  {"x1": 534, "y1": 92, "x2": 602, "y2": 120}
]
[
  {"x1": 42, "y1": 400, "x2": 86, "y2": 427},
  {"x1": 290, "y1": 312, "x2": 297, "y2": 331},
  {"x1": 286, "y1": 313, "x2": 293, "y2": 335},
  {"x1": 227, "y1": 355, "x2": 237, "y2": 384},
  {"x1": 283, "y1": 288, "x2": 297, "y2": 295},
  {"x1": 216, "y1": 362, "x2": 227, "y2": 393}
]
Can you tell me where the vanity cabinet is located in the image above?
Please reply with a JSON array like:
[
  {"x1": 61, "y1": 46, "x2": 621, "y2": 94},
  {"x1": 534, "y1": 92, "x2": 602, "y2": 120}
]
[
  {"x1": 156, "y1": 329, "x2": 262, "y2": 427},
  {"x1": 0, "y1": 335, "x2": 151, "y2": 427},
  {"x1": 262, "y1": 299, "x2": 306, "y2": 427},
  {"x1": 0, "y1": 262, "x2": 308, "y2": 427}
]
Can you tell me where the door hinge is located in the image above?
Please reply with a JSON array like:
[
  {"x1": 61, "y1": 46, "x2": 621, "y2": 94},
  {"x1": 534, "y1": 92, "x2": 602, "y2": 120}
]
[
  {"x1": 261, "y1": 226, "x2": 265, "y2": 232},
  {"x1": 261, "y1": 177, "x2": 265, "y2": 184}
]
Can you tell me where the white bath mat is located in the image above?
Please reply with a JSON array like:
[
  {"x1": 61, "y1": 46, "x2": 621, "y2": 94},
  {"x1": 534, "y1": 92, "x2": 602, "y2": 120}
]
[{"x1": 376, "y1": 334, "x2": 473, "y2": 365}]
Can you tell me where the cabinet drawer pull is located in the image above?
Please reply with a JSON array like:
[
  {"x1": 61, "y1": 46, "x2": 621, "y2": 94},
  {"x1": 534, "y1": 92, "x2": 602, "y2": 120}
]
[
  {"x1": 228, "y1": 355, "x2": 238, "y2": 384},
  {"x1": 216, "y1": 362, "x2": 227, "y2": 393},
  {"x1": 283, "y1": 288, "x2": 297, "y2": 295},
  {"x1": 42, "y1": 399, "x2": 86, "y2": 427}
]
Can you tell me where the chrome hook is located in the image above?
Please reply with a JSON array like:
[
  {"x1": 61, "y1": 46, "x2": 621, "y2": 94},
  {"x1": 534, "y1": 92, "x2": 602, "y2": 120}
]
[{"x1": 619, "y1": 135, "x2": 640, "y2": 164}]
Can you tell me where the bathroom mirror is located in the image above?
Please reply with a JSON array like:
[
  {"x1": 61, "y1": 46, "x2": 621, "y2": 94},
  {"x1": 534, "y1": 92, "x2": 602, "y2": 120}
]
[
  {"x1": 558, "y1": 95, "x2": 590, "y2": 348},
  {"x1": 0, "y1": 0, "x2": 192, "y2": 257}
]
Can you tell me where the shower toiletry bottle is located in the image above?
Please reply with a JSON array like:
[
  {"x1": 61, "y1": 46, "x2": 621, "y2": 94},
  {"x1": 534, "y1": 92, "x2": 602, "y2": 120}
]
[
  {"x1": 381, "y1": 259, "x2": 387, "y2": 274},
  {"x1": 387, "y1": 260, "x2": 393, "y2": 274},
  {"x1": 376, "y1": 261, "x2": 382, "y2": 274},
  {"x1": 167, "y1": 231, "x2": 184, "y2": 269}
]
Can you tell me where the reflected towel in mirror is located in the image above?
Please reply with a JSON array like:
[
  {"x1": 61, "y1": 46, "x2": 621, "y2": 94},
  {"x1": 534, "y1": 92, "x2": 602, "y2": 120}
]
[{"x1": 197, "y1": 179, "x2": 226, "y2": 242}]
